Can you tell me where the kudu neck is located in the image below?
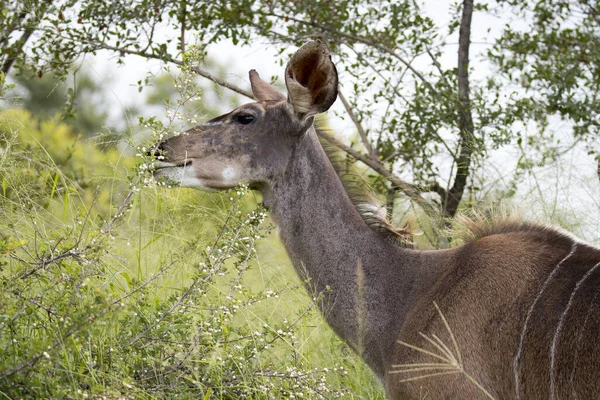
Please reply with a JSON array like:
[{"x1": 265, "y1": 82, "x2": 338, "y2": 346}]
[{"x1": 261, "y1": 127, "x2": 418, "y2": 378}]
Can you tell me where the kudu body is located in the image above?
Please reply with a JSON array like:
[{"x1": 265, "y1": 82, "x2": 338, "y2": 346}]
[{"x1": 153, "y1": 41, "x2": 600, "y2": 399}]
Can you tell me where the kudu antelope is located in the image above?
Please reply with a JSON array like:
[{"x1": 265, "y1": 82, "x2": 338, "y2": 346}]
[{"x1": 152, "y1": 41, "x2": 600, "y2": 399}]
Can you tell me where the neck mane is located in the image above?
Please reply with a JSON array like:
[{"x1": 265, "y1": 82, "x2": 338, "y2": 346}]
[
  {"x1": 316, "y1": 128, "x2": 413, "y2": 246},
  {"x1": 261, "y1": 126, "x2": 429, "y2": 378}
]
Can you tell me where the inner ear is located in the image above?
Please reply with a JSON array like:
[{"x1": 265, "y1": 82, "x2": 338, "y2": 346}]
[
  {"x1": 288, "y1": 52, "x2": 322, "y2": 89},
  {"x1": 285, "y1": 41, "x2": 338, "y2": 120}
]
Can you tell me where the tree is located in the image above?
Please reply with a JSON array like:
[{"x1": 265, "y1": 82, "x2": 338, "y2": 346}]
[
  {"x1": 2, "y1": 0, "x2": 594, "y2": 236},
  {"x1": 490, "y1": 0, "x2": 600, "y2": 167}
]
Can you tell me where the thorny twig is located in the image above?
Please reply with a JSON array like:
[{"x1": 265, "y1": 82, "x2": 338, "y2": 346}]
[{"x1": 101, "y1": 189, "x2": 134, "y2": 234}]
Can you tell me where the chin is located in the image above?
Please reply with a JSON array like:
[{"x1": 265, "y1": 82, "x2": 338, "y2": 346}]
[{"x1": 154, "y1": 167, "x2": 218, "y2": 192}]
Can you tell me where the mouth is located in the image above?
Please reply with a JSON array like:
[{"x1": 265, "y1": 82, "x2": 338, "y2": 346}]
[
  {"x1": 150, "y1": 159, "x2": 218, "y2": 192},
  {"x1": 151, "y1": 160, "x2": 192, "y2": 184},
  {"x1": 153, "y1": 160, "x2": 192, "y2": 170}
]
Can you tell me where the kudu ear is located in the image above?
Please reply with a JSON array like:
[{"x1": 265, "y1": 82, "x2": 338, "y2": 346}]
[
  {"x1": 249, "y1": 70, "x2": 286, "y2": 102},
  {"x1": 285, "y1": 41, "x2": 338, "y2": 120}
]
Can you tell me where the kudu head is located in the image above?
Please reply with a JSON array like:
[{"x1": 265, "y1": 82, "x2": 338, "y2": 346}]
[{"x1": 152, "y1": 41, "x2": 338, "y2": 192}]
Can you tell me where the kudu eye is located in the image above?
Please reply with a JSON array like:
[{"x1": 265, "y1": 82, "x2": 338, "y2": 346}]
[{"x1": 234, "y1": 114, "x2": 255, "y2": 125}]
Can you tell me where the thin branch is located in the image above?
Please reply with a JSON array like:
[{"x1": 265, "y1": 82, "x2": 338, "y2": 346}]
[
  {"x1": 140, "y1": 10, "x2": 158, "y2": 55},
  {"x1": 92, "y1": 43, "x2": 254, "y2": 99},
  {"x1": 15, "y1": 246, "x2": 87, "y2": 280},
  {"x1": 11, "y1": 291, "x2": 58, "y2": 317},
  {"x1": 189, "y1": 63, "x2": 254, "y2": 98},
  {"x1": 345, "y1": 44, "x2": 457, "y2": 160},
  {"x1": 338, "y1": 90, "x2": 376, "y2": 158},
  {"x1": 317, "y1": 129, "x2": 439, "y2": 217},
  {"x1": 101, "y1": 189, "x2": 134, "y2": 234},
  {"x1": 113, "y1": 259, "x2": 179, "y2": 305},
  {"x1": 426, "y1": 46, "x2": 451, "y2": 88}
]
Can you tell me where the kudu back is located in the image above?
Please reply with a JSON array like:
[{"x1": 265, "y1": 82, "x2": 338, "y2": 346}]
[{"x1": 152, "y1": 41, "x2": 600, "y2": 399}]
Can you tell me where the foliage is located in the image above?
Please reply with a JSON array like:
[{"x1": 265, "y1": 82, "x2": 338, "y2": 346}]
[
  {"x1": 0, "y1": 108, "x2": 128, "y2": 209},
  {"x1": 5, "y1": 69, "x2": 114, "y2": 138},
  {"x1": 489, "y1": 0, "x2": 600, "y2": 162}
]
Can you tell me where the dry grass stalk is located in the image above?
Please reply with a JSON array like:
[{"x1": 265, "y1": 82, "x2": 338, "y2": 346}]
[{"x1": 390, "y1": 302, "x2": 495, "y2": 400}]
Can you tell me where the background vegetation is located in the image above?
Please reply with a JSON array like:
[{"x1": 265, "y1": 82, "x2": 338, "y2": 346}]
[{"x1": 1, "y1": 0, "x2": 599, "y2": 398}]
